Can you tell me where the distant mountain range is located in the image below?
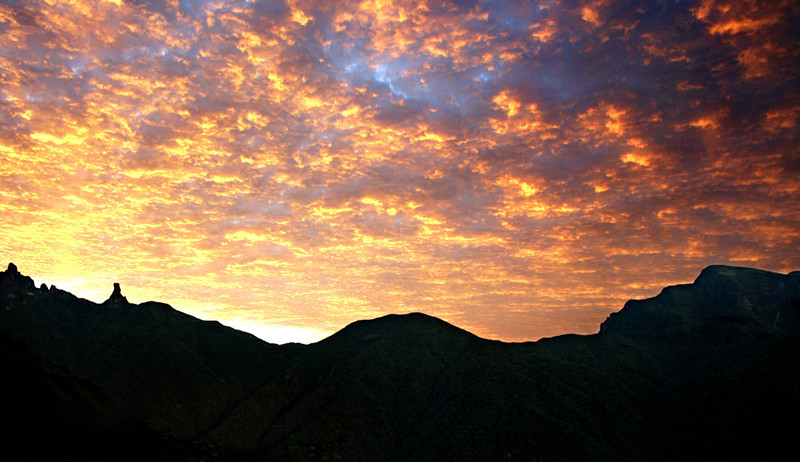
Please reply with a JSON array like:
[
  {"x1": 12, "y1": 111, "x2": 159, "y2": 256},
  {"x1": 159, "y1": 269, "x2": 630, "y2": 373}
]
[{"x1": 1, "y1": 262, "x2": 799, "y2": 461}]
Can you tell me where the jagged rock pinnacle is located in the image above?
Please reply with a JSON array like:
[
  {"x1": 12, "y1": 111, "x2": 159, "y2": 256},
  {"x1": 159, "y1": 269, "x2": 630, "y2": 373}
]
[
  {"x1": 103, "y1": 282, "x2": 129, "y2": 306},
  {"x1": 1, "y1": 262, "x2": 35, "y2": 291}
]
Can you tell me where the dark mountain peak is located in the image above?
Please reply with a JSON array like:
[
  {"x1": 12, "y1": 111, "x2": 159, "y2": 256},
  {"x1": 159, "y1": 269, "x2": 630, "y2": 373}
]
[
  {"x1": 1, "y1": 262, "x2": 35, "y2": 292},
  {"x1": 340, "y1": 312, "x2": 475, "y2": 339},
  {"x1": 600, "y1": 265, "x2": 800, "y2": 338},
  {"x1": 102, "y1": 282, "x2": 129, "y2": 307},
  {"x1": 692, "y1": 265, "x2": 798, "y2": 310},
  {"x1": 694, "y1": 264, "x2": 788, "y2": 289},
  {"x1": 316, "y1": 312, "x2": 480, "y2": 353}
]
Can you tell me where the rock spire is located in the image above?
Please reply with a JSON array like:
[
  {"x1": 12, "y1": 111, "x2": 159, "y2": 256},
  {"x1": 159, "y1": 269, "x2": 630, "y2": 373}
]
[{"x1": 103, "y1": 282, "x2": 129, "y2": 306}]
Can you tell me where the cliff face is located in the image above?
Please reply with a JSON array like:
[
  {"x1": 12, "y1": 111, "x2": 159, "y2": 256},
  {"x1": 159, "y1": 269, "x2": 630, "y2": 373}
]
[
  {"x1": 599, "y1": 265, "x2": 800, "y2": 339},
  {"x1": 692, "y1": 265, "x2": 800, "y2": 318}
]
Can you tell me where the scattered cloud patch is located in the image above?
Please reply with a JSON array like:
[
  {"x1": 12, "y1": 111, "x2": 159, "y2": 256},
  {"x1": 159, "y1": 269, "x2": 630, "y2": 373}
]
[{"x1": 1, "y1": 0, "x2": 798, "y2": 342}]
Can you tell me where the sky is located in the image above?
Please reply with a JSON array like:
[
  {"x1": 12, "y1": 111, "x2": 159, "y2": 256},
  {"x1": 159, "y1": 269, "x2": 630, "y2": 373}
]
[{"x1": 1, "y1": 0, "x2": 798, "y2": 344}]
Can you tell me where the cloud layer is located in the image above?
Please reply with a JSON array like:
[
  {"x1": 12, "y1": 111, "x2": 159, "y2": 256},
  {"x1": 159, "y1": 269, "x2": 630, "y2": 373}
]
[{"x1": 1, "y1": 0, "x2": 798, "y2": 342}]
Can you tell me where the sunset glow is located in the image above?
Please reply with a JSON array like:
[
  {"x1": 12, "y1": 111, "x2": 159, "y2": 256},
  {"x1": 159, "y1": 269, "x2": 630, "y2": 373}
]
[{"x1": 1, "y1": 0, "x2": 798, "y2": 343}]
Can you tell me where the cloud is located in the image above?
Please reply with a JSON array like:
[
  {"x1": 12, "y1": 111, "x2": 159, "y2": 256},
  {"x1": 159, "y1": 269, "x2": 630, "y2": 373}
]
[{"x1": 1, "y1": 0, "x2": 798, "y2": 342}]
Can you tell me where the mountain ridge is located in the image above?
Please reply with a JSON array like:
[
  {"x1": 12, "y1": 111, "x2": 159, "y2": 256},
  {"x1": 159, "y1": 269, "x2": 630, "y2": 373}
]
[{"x1": 2, "y1": 262, "x2": 799, "y2": 461}]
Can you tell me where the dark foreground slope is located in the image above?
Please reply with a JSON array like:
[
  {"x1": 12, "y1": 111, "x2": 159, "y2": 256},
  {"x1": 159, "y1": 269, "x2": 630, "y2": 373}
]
[
  {"x1": 537, "y1": 265, "x2": 800, "y2": 384},
  {"x1": 212, "y1": 313, "x2": 646, "y2": 461},
  {"x1": 0, "y1": 329, "x2": 241, "y2": 461},
  {"x1": 0, "y1": 263, "x2": 302, "y2": 442},
  {"x1": 535, "y1": 265, "x2": 800, "y2": 460},
  {"x1": 2, "y1": 263, "x2": 799, "y2": 461},
  {"x1": 0, "y1": 328, "x2": 153, "y2": 461}
]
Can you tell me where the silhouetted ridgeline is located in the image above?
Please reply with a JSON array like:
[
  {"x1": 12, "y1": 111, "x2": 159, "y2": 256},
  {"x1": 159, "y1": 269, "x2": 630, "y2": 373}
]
[{"x1": 2, "y1": 262, "x2": 799, "y2": 461}]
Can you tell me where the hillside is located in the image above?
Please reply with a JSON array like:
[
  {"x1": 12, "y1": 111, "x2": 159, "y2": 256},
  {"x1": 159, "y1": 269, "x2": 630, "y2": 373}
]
[{"x1": 2, "y1": 262, "x2": 799, "y2": 461}]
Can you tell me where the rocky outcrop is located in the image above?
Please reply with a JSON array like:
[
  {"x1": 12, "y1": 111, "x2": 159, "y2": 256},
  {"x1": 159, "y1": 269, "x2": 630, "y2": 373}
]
[
  {"x1": 599, "y1": 265, "x2": 800, "y2": 337},
  {"x1": 692, "y1": 265, "x2": 797, "y2": 310},
  {"x1": 102, "y1": 282, "x2": 129, "y2": 307},
  {"x1": 0, "y1": 263, "x2": 35, "y2": 292}
]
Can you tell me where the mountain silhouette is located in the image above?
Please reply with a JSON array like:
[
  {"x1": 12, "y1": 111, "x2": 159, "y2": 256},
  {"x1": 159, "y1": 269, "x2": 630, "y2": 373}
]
[{"x1": 1, "y1": 262, "x2": 799, "y2": 461}]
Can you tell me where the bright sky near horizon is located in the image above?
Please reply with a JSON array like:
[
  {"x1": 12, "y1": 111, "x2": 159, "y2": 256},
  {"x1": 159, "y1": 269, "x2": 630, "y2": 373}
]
[{"x1": 1, "y1": 0, "x2": 798, "y2": 344}]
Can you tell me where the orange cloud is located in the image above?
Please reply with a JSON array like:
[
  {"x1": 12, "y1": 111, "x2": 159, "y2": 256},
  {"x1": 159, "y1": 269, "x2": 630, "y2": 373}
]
[{"x1": 0, "y1": 0, "x2": 797, "y2": 344}]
